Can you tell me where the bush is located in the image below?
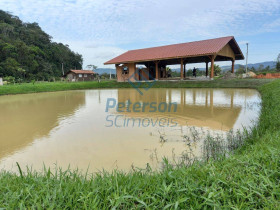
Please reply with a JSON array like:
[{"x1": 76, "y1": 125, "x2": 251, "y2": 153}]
[
  {"x1": 3, "y1": 76, "x2": 15, "y2": 84},
  {"x1": 276, "y1": 61, "x2": 280, "y2": 72}
]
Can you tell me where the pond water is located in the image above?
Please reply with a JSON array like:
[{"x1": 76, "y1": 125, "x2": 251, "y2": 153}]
[{"x1": 0, "y1": 88, "x2": 261, "y2": 173}]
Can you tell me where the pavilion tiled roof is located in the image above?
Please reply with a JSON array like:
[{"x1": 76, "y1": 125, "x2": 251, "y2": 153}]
[{"x1": 104, "y1": 36, "x2": 243, "y2": 64}]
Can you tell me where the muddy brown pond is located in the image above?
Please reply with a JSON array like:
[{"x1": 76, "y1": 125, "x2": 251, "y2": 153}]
[{"x1": 0, "y1": 88, "x2": 261, "y2": 173}]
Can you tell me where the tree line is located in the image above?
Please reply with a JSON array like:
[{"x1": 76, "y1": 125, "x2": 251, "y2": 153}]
[
  {"x1": 170, "y1": 55, "x2": 280, "y2": 77},
  {"x1": 0, "y1": 10, "x2": 83, "y2": 82},
  {"x1": 236, "y1": 55, "x2": 280, "y2": 75}
]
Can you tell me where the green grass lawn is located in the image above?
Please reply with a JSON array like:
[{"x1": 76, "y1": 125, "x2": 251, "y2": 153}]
[
  {"x1": 0, "y1": 79, "x2": 279, "y2": 208},
  {"x1": 0, "y1": 78, "x2": 275, "y2": 96}
]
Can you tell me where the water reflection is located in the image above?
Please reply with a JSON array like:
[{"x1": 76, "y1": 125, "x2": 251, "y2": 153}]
[
  {"x1": 0, "y1": 91, "x2": 86, "y2": 159},
  {"x1": 116, "y1": 89, "x2": 244, "y2": 130},
  {"x1": 0, "y1": 88, "x2": 261, "y2": 173}
]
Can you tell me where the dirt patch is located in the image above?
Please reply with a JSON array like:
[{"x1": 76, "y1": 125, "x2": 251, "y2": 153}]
[{"x1": 255, "y1": 73, "x2": 280, "y2": 79}]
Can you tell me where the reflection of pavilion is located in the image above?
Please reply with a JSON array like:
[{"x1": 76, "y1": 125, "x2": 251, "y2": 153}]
[
  {"x1": 117, "y1": 89, "x2": 241, "y2": 131},
  {"x1": 0, "y1": 91, "x2": 86, "y2": 159}
]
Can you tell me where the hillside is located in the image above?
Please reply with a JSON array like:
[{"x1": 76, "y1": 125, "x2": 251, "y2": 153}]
[
  {"x1": 95, "y1": 68, "x2": 116, "y2": 75},
  {"x1": 220, "y1": 61, "x2": 276, "y2": 71},
  {"x1": 0, "y1": 10, "x2": 83, "y2": 80}
]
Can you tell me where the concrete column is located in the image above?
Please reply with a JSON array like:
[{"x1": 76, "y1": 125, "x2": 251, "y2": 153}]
[{"x1": 180, "y1": 58, "x2": 184, "y2": 80}]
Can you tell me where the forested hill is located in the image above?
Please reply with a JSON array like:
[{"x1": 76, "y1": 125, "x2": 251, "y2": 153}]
[{"x1": 0, "y1": 10, "x2": 83, "y2": 81}]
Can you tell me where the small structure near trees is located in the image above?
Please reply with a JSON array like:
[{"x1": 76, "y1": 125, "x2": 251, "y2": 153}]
[{"x1": 65, "y1": 70, "x2": 96, "y2": 82}]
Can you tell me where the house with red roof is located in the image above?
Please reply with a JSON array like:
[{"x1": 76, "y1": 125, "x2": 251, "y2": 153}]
[
  {"x1": 66, "y1": 70, "x2": 96, "y2": 82},
  {"x1": 104, "y1": 36, "x2": 244, "y2": 82}
]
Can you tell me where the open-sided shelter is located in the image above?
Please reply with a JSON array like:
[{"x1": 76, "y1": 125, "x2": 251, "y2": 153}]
[{"x1": 104, "y1": 36, "x2": 244, "y2": 82}]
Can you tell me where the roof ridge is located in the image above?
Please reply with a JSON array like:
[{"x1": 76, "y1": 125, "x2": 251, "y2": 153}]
[
  {"x1": 104, "y1": 36, "x2": 243, "y2": 65},
  {"x1": 127, "y1": 36, "x2": 234, "y2": 52}
]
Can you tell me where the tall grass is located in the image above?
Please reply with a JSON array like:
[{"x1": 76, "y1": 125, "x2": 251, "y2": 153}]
[
  {"x1": 0, "y1": 78, "x2": 274, "y2": 96},
  {"x1": 0, "y1": 79, "x2": 280, "y2": 208}
]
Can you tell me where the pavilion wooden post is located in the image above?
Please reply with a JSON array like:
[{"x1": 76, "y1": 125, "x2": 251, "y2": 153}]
[
  {"x1": 155, "y1": 61, "x2": 159, "y2": 80},
  {"x1": 210, "y1": 55, "x2": 216, "y2": 79},
  {"x1": 231, "y1": 59, "x2": 235, "y2": 73},
  {"x1": 183, "y1": 63, "x2": 186, "y2": 78},
  {"x1": 205, "y1": 62, "x2": 209, "y2": 77},
  {"x1": 180, "y1": 58, "x2": 184, "y2": 80}
]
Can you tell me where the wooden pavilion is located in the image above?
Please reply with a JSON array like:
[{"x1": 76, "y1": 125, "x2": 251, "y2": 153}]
[{"x1": 104, "y1": 36, "x2": 244, "y2": 82}]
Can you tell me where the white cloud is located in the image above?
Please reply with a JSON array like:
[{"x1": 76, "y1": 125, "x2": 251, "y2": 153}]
[
  {"x1": 262, "y1": 18, "x2": 280, "y2": 32},
  {"x1": 1, "y1": 0, "x2": 280, "y2": 67},
  {"x1": 56, "y1": 40, "x2": 126, "y2": 68},
  {"x1": 238, "y1": 41, "x2": 250, "y2": 45}
]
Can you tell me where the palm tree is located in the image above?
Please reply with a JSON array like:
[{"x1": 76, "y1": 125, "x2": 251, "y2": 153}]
[{"x1": 86, "y1": 64, "x2": 98, "y2": 72}]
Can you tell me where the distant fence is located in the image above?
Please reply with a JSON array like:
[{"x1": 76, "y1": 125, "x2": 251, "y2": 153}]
[{"x1": 255, "y1": 73, "x2": 280, "y2": 79}]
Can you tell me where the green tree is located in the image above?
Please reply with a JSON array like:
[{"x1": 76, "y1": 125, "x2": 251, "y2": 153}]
[
  {"x1": 186, "y1": 69, "x2": 193, "y2": 77},
  {"x1": 3, "y1": 76, "x2": 15, "y2": 84},
  {"x1": 166, "y1": 66, "x2": 171, "y2": 72},
  {"x1": 0, "y1": 10, "x2": 83, "y2": 81},
  {"x1": 17, "y1": 67, "x2": 26, "y2": 79},
  {"x1": 0, "y1": 57, "x2": 20, "y2": 77},
  {"x1": 264, "y1": 65, "x2": 270, "y2": 72},
  {"x1": 276, "y1": 54, "x2": 280, "y2": 72},
  {"x1": 258, "y1": 64, "x2": 264, "y2": 71},
  {"x1": 0, "y1": 22, "x2": 14, "y2": 37},
  {"x1": 250, "y1": 67, "x2": 256, "y2": 73},
  {"x1": 236, "y1": 65, "x2": 245, "y2": 74},
  {"x1": 86, "y1": 65, "x2": 98, "y2": 71},
  {"x1": 210, "y1": 64, "x2": 221, "y2": 76}
]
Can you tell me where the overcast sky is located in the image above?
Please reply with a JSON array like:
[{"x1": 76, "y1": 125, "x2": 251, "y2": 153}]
[{"x1": 1, "y1": 0, "x2": 280, "y2": 69}]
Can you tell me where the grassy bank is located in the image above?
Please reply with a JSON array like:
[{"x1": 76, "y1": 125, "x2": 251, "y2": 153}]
[
  {"x1": 0, "y1": 78, "x2": 274, "y2": 95},
  {"x1": 0, "y1": 79, "x2": 279, "y2": 208}
]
